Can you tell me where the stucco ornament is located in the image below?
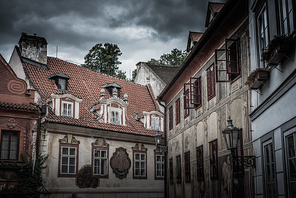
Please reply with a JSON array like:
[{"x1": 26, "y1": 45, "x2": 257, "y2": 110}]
[
  {"x1": 7, "y1": 118, "x2": 16, "y2": 129},
  {"x1": 110, "y1": 147, "x2": 131, "y2": 179}
]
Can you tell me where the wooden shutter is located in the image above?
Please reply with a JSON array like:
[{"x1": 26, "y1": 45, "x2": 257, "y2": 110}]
[
  {"x1": 215, "y1": 48, "x2": 229, "y2": 82},
  {"x1": 225, "y1": 39, "x2": 240, "y2": 75}
]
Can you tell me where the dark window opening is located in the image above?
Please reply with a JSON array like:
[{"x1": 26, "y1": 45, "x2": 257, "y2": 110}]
[
  {"x1": 176, "y1": 155, "x2": 181, "y2": 184},
  {"x1": 169, "y1": 106, "x2": 173, "y2": 130},
  {"x1": 0, "y1": 130, "x2": 19, "y2": 160},
  {"x1": 233, "y1": 130, "x2": 244, "y2": 177},
  {"x1": 169, "y1": 158, "x2": 174, "y2": 185},
  {"x1": 207, "y1": 64, "x2": 216, "y2": 100},
  {"x1": 210, "y1": 139, "x2": 218, "y2": 180},
  {"x1": 196, "y1": 145, "x2": 204, "y2": 181},
  {"x1": 185, "y1": 151, "x2": 191, "y2": 183},
  {"x1": 176, "y1": 99, "x2": 180, "y2": 125}
]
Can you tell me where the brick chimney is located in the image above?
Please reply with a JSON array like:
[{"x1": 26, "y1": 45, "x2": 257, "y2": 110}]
[{"x1": 18, "y1": 32, "x2": 48, "y2": 65}]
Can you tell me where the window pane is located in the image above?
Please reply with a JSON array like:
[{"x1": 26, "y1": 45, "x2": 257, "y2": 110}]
[
  {"x1": 69, "y1": 157, "x2": 75, "y2": 165},
  {"x1": 141, "y1": 154, "x2": 145, "y2": 160},
  {"x1": 62, "y1": 147, "x2": 68, "y2": 155},
  {"x1": 135, "y1": 162, "x2": 139, "y2": 168},
  {"x1": 288, "y1": 135, "x2": 295, "y2": 157},
  {"x1": 62, "y1": 165, "x2": 67, "y2": 173},
  {"x1": 70, "y1": 148, "x2": 76, "y2": 155},
  {"x1": 135, "y1": 153, "x2": 139, "y2": 160},
  {"x1": 62, "y1": 157, "x2": 68, "y2": 165},
  {"x1": 101, "y1": 150, "x2": 106, "y2": 158},
  {"x1": 10, "y1": 151, "x2": 17, "y2": 160},
  {"x1": 289, "y1": 159, "x2": 296, "y2": 181},
  {"x1": 69, "y1": 165, "x2": 75, "y2": 173}
]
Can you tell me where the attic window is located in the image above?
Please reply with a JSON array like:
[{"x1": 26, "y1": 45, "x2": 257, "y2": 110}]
[
  {"x1": 48, "y1": 72, "x2": 70, "y2": 91},
  {"x1": 102, "y1": 82, "x2": 122, "y2": 97}
]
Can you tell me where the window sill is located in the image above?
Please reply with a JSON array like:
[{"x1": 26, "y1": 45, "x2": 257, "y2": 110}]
[{"x1": 133, "y1": 176, "x2": 147, "y2": 180}]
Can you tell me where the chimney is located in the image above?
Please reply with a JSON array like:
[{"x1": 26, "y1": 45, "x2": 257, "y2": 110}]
[{"x1": 18, "y1": 32, "x2": 48, "y2": 65}]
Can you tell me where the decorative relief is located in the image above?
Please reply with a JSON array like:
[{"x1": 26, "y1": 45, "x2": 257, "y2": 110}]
[
  {"x1": 132, "y1": 143, "x2": 147, "y2": 151},
  {"x1": 110, "y1": 147, "x2": 131, "y2": 179},
  {"x1": 6, "y1": 118, "x2": 16, "y2": 129},
  {"x1": 7, "y1": 80, "x2": 27, "y2": 95},
  {"x1": 59, "y1": 134, "x2": 80, "y2": 144},
  {"x1": 91, "y1": 138, "x2": 109, "y2": 147},
  {"x1": 76, "y1": 165, "x2": 99, "y2": 188}
]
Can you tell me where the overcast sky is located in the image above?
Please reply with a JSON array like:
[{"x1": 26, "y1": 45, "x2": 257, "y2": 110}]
[{"x1": 0, "y1": 0, "x2": 226, "y2": 79}]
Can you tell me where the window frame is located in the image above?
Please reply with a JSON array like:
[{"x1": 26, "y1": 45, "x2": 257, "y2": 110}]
[
  {"x1": 169, "y1": 106, "x2": 173, "y2": 130},
  {"x1": 263, "y1": 139, "x2": 277, "y2": 198},
  {"x1": 183, "y1": 89, "x2": 190, "y2": 118},
  {"x1": 61, "y1": 101, "x2": 73, "y2": 117},
  {"x1": 209, "y1": 139, "x2": 218, "y2": 180},
  {"x1": 183, "y1": 77, "x2": 202, "y2": 109},
  {"x1": 133, "y1": 151, "x2": 147, "y2": 179},
  {"x1": 196, "y1": 145, "x2": 204, "y2": 181},
  {"x1": 169, "y1": 158, "x2": 174, "y2": 185},
  {"x1": 175, "y1": 98, "x2": 180, "y2": 125},
  {"x1": 207, "y1": 64, "x2": 216, "y2": 100},
  {"x1": 0, "y1": 130, "x2": 20, "y2": 161},
  {"x1": 184, "y1": 151, "x2": 191, "y2": 183},
  {"x1": 58, "y1": 144, "x2": 79, "y2": 177},
  {"x1": 109, "y1": 109, "x2": 121, "y2": 125},
  {"x1": 92, "y1": 147, "x2": 109, "y2": 178},
  {"x1": 151, "y1": 116, "x2": 159, "y2": 131},
  {"x1": 277, "y1": 0, "x2": 294, "y2": 36},
  {"x1": 55, "y1": 77, "x2": 68, "y2": 90},
  {"x1": 155, "y1": 152, "x2": 164, "y2": 180},
  {"x1": 176, "y1": 155, "x2": 181, "y2": 184}
]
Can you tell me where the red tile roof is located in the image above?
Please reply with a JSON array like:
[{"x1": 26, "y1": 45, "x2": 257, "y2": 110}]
[{"x1": 22, "y1": 56, "x2": 162, "y2": 137}]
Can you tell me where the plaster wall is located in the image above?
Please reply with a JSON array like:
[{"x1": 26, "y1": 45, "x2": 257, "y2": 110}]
[{"x1": 43, "y1": 132, "x2": 164, "y2": 195}]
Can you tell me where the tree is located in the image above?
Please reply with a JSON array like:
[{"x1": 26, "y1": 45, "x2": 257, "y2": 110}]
[
  {"x1": 83, "y1": 43, "x2": 122, "y2": 77},
  {"x1": 147, "y1": 48, "x2": 188, "y2": 67},
  {"x1": 131, "y1": 69, "x2": 137, "y2": 82},
  {"x1": 116, "y1": 70, "x2": 127, "y2": 80}
]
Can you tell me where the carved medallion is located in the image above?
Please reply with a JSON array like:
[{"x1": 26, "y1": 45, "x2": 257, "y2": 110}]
[
  {"x1": 76, "y1": 165, "x2": 99, "y2": 188},
  {"x1": 110, "y1": 147, "x2": 131, "y2": 179}
]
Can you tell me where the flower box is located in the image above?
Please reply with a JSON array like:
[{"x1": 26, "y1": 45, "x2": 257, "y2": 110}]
[
  {"x1": 245, "y1": 68, "x2": 269, "y2": 90},
  {"x1": 261, "y1": 35, "x2": 295, "y2": 66}
]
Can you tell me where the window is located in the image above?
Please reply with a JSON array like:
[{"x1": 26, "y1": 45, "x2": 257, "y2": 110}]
[
  {"x1": 175, "y1": 99, "x2": 180, "y2": 125},
  {"x1": 183, "y1": 89, "x2": 189, "y2": 118},
  {"x1": 134, "y1": 152, "x2": 146, "y2": 179},
  {"x1": 257, "y1": 5, "x2": 269, "y2": 67},
  {"x1": 58, "y1": 78, "x2": 66, "y2": 90},
  {"x1": 184, "y1": 151, "x2": 190, "y2": 183},
  {"x1": 184, "y1": 77, "x2": 202, "y2": 109},
  {"x1": 196, "y1": 145, "x2": 204, "y2": 181},
  {"x1": 60, "y1": 146, "x2": 77, "y2": 175},
  {"x1": 155, "y1": 154, "x2": 164, "y2": 179},
  {"x1": 151, "y1": 116, "x2": 159, "y2": 131},
  {"x1": 216, "y1": 39, "x2": 241, "y2": 82},
  {"x1": 169, "y1": 158, "x2": 173, "y2": 185},
  {"x1": 61, "y1": 101, "x2": 73, "y2": 117},
  {"x1": 263, "y1": 140, "x2": 277, "y2": 198},
  {"x1": 285, "y1": 131, "x2": 296, "y2": 197},
  {"x1": 278, "y1": 0, "x2": 294, "y2": 36},
  {"x1": 207, "y1": 64, "x2": 216, "y2": 100},
  {"x1": 176, "y1": 155, "x2": 181, "y2": 184},
  {"x1": 169, "y1": 106, "x2": 173, "y2": 130},
  {"x1": 110, "y1": 110, "x2": 120, "y2": 125},
  {"x1": 209, "y1": 139, "x2": 218, "y2": 179},
  {"x1": 233, "y1": 130, "x2": 244, "y2": 177},
  {"x1": 93, "y1": 149, "x2": 108, "y2": 176},
  {"x1": 0, "y1": 130, "x2": 19, "y2": 160}
]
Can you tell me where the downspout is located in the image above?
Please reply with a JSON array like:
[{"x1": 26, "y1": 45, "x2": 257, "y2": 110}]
[
  {"x1": 36, "y1": 104, "x2": 46, "y2": 158},
  {"x1": 157, "y1": 97, "x2": 167, "y2": 198}
]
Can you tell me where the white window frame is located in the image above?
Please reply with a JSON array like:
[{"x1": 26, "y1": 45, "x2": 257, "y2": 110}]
[
  {"x1": 134, "y1": 153, "x2": 146, "y2": 177},
  {"x1": 284, "y1": 127, "x2": 296, "y2": 198},
  {"x1": 257, "y1": 5, "x2": 269, "y2": 67},
  {"x1": 151, "y1": 116, "x2": 159, "y2": 131},
  {"x1": 58, "y1": 78, "x2": 66, "y2": 90},
  {"x1": 60, "y1": 146, "x2": 77, "y2": 174},
  {"x1": 278, "y1": 0, "x2": 294, "y2": 36},
  {"x1": 156, "y1": 154, "x2": 164, "y2": 178},
  {"x1": 93, "y1": 149, "x2": 108, "y2": 176},
  {"x1": 61, "y1": 101, "x2": 73, "y2": 117}
]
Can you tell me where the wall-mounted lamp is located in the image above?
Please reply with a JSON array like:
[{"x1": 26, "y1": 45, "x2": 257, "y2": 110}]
[
  {"x1": 154, "y1": 130, "x2": 167, "y2": 153},
  {"x1": 222, "y1": 116, "x2": 255, "y2": 168}
]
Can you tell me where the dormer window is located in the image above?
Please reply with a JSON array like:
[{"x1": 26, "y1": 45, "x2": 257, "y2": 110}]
[
  {"x1": 151, "y1": 117, "x2": 159, "y2": 131},
  {"x1": 110, "y1": 110, "x2": 120, "y2": 125},
  {"x1": 48, "y1": 72, "x2": 70, "y2": 91},
  {"x1": 102, "y1": 83, "x2": 122, "y2": 97},
  {"x1": 62, "y1": 101, "x2": 73, "y2": 117}
]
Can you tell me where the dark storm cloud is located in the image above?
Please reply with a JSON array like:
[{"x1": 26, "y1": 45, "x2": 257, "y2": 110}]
[{"x1": 0, "y1": 0, "x2": 226, "y2": 74}]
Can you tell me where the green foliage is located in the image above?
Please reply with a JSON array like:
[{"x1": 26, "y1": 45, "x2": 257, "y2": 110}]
[
  {"x1": 131, "y1": 69, "x2": 137, "y2": 82},
  {"x1": 82, "y1": 43, "x2": 122, "y2": 77},
  {"x1": 0, "y1": 151, "x2": 48, "y2": 198},
  {"x1": 116, "y1": 70, "x2": 127, "y2": 80},
  {"x1": 147, "y1": 48, "x2": 188, "y2": 67}
]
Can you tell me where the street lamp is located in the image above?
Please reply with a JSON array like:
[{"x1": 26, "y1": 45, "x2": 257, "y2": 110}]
[
  {"x1": 222, "y1": 116, "x2": 255, "y2": 168},
  {"x1": 154, "y1": 130, "x2": 167, "y2": 152}
]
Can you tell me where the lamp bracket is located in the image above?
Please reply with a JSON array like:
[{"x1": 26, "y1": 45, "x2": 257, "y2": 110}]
[
  {"x1": 157, "y1": 145, "x2": 168, "y2": 153},
  {"x1": 232, "y1": 155, "x2": 256, "y2": 168}
]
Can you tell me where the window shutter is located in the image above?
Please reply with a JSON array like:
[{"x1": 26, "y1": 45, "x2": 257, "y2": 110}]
[
  {"x1": 215, "y1": 49, "x2": 230, "y2": 82},
  {"x1": 226, "y1": 39, "x2": 240, "y2": 75},
  {"x1": 207, "y1": 69, "x2": 211, "y2": 98}
]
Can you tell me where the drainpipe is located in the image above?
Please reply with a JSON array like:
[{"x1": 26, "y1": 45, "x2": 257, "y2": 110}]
[
  {"x1": 157, "y1": 97, "x2": 167, "y2": 198},
  {"x1": 36, "y1": 104, "x2": 46, "y2": 158}
]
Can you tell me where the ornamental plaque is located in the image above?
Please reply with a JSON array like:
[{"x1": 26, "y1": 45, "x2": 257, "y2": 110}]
[{"x1": 110, "y1": 147, "x2": 131, "y2": 179}]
